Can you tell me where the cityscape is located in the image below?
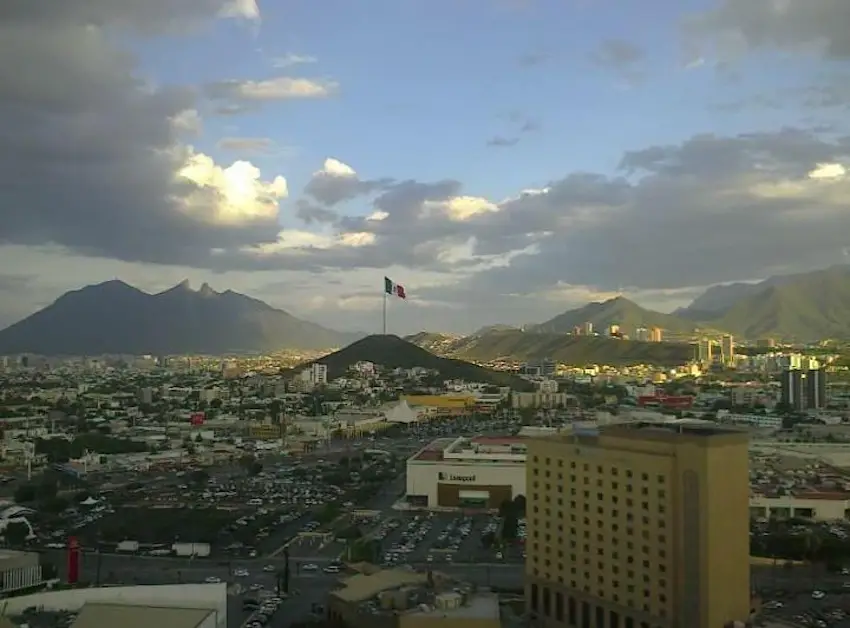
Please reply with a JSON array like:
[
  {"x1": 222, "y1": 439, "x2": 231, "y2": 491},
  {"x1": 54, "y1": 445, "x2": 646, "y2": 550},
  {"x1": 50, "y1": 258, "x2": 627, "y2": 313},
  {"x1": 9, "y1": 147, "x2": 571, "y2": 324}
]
[{"x1": 4, "y1": 1, "x2": 850, "y2": 628}]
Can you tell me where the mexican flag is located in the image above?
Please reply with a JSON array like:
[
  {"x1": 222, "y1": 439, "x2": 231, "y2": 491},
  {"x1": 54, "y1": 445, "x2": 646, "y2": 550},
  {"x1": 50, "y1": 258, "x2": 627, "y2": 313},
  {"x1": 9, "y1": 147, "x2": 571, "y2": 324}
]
[{"x1": 384, "y1": 276, "x2": 406, "y2": 299}]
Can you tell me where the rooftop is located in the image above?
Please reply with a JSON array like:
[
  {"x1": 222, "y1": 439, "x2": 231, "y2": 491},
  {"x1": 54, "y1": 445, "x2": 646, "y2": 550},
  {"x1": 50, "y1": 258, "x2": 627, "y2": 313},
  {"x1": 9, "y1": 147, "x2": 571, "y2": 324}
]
[
  {"x1": 469, "y1": 436, "x2": 525, "y2": 446},
  {"x1": 408, "y1": 592, "x2": 500, "y2": 620},
  {"x1": 70, "y1": 603, "x2": 214, "y2": 628},
  {"x1": 332, "y1": 568, "x2": 429, "y2": 603}
]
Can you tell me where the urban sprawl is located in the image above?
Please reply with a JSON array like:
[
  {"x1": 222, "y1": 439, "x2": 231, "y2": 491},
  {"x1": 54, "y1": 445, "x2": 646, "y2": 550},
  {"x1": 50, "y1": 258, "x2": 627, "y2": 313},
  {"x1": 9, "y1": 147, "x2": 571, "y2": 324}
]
[{"x1": 0, "y1": 334, "x2": 849, "y2": 628}]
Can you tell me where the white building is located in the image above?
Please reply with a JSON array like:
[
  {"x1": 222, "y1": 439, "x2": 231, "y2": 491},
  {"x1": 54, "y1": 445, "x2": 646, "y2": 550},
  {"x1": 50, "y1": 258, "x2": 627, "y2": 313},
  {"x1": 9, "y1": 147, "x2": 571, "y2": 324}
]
[
  {"x1": 719, "y1": 412, "x2": 783, "y2": 430},
  {"x1": 405, "y1": 436, "x2": 527, "y2": 509}
]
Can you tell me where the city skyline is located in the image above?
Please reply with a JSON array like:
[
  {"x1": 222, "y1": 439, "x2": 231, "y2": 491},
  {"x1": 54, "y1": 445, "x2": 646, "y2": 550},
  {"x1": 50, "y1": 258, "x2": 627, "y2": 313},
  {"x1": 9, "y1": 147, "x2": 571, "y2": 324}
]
[{"x1": 3, "y1": 1, "x2": 850, "y2": 334}]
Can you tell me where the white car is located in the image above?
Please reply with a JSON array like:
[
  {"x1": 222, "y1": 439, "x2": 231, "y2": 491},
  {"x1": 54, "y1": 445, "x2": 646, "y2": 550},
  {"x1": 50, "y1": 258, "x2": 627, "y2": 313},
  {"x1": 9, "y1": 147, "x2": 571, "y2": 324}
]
[
  {"x1": 234, "y1": 568, "x2": 249, "y2": 577},
  {"x1": 263, "y1": 564, "x2": 276, "y2": 572},
  {"x1": 812, "y1": 590, "x2": 826, "y2": 600},
  {"x1": 205, "y1": 576, "x2": 221, "y2": 583},
  {"x1": 302, "y1": 563, "x2": 318, "y2": 571}
]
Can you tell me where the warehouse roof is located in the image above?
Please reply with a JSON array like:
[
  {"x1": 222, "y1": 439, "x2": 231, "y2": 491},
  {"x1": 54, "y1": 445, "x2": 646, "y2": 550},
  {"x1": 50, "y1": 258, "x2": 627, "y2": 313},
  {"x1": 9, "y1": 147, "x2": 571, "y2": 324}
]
[{"x1": 71, "y1": 603, "x2": 214, "y2": 628}]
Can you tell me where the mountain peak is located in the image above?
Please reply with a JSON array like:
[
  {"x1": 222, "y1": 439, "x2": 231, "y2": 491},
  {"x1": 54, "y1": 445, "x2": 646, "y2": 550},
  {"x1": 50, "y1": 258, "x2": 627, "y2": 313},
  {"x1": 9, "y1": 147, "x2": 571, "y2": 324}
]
[
  {"x1": 175, "y1": 279, "x2": 192, "y2": 291},
  {"x1": 0, "y1": 279, "x2": 360, "y2": 354}
]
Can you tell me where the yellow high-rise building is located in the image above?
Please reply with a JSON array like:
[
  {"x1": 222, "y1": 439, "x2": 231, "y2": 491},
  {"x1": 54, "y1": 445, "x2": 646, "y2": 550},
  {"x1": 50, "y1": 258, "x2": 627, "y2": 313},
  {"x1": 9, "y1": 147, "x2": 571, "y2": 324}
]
[{"x1": 525, "y1": 421, "x2": 750, "y2": 628}]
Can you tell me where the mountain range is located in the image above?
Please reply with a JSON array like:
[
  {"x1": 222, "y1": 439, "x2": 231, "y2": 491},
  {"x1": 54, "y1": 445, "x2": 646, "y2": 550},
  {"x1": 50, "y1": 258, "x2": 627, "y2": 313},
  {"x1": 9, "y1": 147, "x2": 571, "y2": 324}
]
[
  {"x1": 520, "y1": 265, "x2": 850, "y2": 342},
  {"x1": 0, "y1": 280, "x2": 360, "y2": 355}
]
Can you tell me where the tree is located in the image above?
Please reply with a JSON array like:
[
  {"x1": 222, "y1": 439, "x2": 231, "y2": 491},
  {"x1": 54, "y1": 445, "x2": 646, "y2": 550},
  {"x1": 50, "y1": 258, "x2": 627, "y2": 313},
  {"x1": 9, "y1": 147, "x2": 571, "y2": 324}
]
[
  {"x1": 4, "y1": 521, "x2": 30, "y2": 546},
  {"x1": 249, "y1": 461, "x2": 263, "y2": 476},
  {"x1": 14, "y1": 484, "x2": 36, "y2": 504},
  {"x1": 189, "y1": 470, "x2": 210, "y2": 485}
]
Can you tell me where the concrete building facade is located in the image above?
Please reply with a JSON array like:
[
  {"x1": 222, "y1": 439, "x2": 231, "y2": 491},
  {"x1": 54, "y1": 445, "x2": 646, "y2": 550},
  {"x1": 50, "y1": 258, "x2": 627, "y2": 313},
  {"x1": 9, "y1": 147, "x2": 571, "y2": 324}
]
[
  {"x1": 525, "y1": 421, "x2": 751, "y2": 628},
  {"x1": 405, "y1": 436, "x2": 526, "y2": 509}
]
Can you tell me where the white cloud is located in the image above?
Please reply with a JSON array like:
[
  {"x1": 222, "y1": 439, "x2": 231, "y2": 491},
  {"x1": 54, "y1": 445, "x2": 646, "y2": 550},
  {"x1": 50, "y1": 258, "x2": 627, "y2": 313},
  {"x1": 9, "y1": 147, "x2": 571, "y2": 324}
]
[
  {"x1": 273, "y1": 53, "x2": 318, "y2": 68},
  {"x1": 219, "y1": 0, "x2": 261, "y2": 21},
  {"x1": 178, "y1": 151, "x2": 288, "y2": 225},
  {"x1": 216, "y1": 77, "x2": 338, "y2": 101},
  {"x1": 423, "y1": 196, "x2": 499, "y2": 221},
  {"x1": 317, "y1": 158, "x2": 357, "y2": 178},
  {"x1": 809, "y1": 162, "x2": 847, "y2": 180}
]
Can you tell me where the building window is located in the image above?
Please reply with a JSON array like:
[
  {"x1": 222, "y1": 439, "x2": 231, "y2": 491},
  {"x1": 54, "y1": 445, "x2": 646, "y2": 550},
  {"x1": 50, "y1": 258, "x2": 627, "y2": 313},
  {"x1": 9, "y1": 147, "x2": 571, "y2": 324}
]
[
  {"x1": 568, "y1": 597, "x2": 577, "y2": 626},
  {"x1": 530, "y1": 584, "x2": 539, "y2": 612},
  {"x1": 581, "y1": 601, "x2": 590, "y2": 628},
  {"x1": 595, "y1": 606, "x2": 605, "y2": 627},
  {"x1": 556, "y1": 592, "x2": 564, "y2": 621},
  {"x1": 543, "y1": 587, "x2": 551, "y2": 616},
  {"x1": 610, "y1": 610, "x2": 620, "y2": 628}
]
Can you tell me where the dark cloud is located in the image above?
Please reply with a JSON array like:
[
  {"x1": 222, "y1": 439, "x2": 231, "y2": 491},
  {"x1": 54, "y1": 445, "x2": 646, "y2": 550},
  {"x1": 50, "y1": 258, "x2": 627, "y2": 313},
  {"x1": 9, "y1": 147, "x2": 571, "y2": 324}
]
[
  {"x1": 303, "y1": 159, "x2": 392, "y2": 206},
  {"x1": 295, "y1": 200, "x2": 339, "y2": 225},
  {"x1": 0, "y1": 0, "x2": 295, "y2": 270},
  {"x1": 590, "y1": 39, "x2": 646, "y2": 83},
  {"x1": 687, "y1": 0, "x2": 850, "y2": 60}
]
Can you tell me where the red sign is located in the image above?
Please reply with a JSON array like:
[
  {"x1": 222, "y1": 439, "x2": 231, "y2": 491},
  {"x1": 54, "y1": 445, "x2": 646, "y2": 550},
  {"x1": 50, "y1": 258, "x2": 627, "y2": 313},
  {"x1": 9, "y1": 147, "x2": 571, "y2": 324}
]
[
  {"x1": 67, "y1": 536, "x2": 80, "y2": 584},
  {"x1": 190, "y1": 412, "x2": 205, "y2": 425},
  {"x1": 637, "y1": 395, "x2": 694, "y2": 410}
]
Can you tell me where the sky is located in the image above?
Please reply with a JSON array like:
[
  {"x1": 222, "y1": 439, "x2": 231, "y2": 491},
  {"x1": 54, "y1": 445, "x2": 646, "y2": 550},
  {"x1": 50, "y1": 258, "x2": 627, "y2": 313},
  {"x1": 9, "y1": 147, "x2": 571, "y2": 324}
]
[{"x1": 3, "y1": 0, "x2": 850, "y2": 335}]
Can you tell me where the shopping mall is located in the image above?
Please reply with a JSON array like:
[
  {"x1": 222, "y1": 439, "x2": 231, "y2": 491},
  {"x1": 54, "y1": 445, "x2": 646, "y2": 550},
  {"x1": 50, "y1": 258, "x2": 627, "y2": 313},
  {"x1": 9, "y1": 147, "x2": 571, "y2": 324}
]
[{"x1": 405, "y1": 435, "x2": 527, "y2": 509}]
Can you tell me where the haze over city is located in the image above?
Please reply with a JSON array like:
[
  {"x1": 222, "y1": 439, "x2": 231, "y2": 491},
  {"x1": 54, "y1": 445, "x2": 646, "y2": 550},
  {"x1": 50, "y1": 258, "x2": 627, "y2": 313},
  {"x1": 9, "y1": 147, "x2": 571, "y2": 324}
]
[{"x1": 3, "y1": 0, "x2": 850, "y2": 335}]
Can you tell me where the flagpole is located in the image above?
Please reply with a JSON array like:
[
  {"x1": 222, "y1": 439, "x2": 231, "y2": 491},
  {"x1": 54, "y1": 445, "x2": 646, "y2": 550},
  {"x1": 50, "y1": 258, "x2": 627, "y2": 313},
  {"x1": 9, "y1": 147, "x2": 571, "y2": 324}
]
[{"x1": 382, "y1": 290, "x2": 387, "y2": 335}]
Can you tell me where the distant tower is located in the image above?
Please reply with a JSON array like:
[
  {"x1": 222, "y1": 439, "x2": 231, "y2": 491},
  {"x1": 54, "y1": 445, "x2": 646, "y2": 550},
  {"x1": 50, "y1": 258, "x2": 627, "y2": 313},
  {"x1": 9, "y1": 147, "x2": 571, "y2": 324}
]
[{"x1": 721, "y1": 335, "x2": 735, "y2": 367}]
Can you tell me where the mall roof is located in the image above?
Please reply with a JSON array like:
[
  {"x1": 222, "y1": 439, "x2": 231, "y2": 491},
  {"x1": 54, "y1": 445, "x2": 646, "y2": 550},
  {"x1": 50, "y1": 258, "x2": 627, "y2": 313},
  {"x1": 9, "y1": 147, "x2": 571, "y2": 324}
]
[{"x1": 71, "y1": 603, "x2": 214, "y2": 628}]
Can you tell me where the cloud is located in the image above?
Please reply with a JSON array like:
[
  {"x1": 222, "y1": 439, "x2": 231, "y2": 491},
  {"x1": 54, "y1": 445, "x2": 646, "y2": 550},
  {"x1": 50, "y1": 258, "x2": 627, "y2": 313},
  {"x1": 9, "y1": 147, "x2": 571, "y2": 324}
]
[
  {"x1": 295, "y1": 200, "x2": 340, "y2": 225},
  {"x1": 303, "y1": 158, "x2": 391, "y2": 206},
  {"x1": 486, "y1": 136, "x2": 519, "y2": 148},
  {"x1": 590, "y1": 39, "x2": 646, "y2": 83},
  {"x1": 687, "y1": 0, "x2": 850, "y2": 60},
  {"x1": 0, "y1": 0, "x2": 308, "y2": 268},
  {"x1": 217, "y1": 137, "x2": 277, "y2": 153},
  {"x1": 205, "y1": 77, "x2": 338, "y2": 103},
  {"x1": 273, "y1": 53, "x2": 318, "y2": 68}
]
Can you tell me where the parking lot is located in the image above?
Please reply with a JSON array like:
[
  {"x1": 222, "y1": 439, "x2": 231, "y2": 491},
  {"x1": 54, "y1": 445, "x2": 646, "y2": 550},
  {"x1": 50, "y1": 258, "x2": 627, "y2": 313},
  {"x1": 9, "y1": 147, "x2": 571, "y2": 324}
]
[{"x1": 759, "y1": 589, "x2": 850, "y2": 627}]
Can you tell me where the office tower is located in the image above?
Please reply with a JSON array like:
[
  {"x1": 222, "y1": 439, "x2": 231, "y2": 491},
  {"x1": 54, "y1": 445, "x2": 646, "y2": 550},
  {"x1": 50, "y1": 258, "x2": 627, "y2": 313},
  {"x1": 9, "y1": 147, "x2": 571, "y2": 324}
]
[
  {"x1": 781, "y1": 368, "x2": 827, "y2": 411},
  {"x1": 634, "y1": 328, "x2": 649, "y2": 342},
  {"x1": 697, "y1": 338, "x2": 713, "y2": 365},
  {"x1": 649, "y1": 327, "x2": 662, "y2": 343},
  {"x1": 583, "y1": 321, "x2": 594, "y2": 336},
  {"x1": 805, "y1": 368, "x2": 827, "y2": 410},
  {"x1": 721, "y1": 335, "x2": 735, "y2": 366},
  {"x1": 525, "y1": 421, "x2": 750, "y2": 628},
  {"x1": 608, "y1": 324, "x2": 621, "y2": 337}
]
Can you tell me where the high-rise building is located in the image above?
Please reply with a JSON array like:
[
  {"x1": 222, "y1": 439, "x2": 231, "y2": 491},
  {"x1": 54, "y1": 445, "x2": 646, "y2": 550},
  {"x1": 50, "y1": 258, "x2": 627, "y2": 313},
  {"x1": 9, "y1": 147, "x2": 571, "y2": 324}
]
[
  {"x1": 583, "y1": 321, "x2": 594, "y2": 336},
  {"x1": 696, "y1": 338, "x2": 713, "y2": 365},
  {"x1": 634, "y1": 328, "x2": 649, "y2": 342},
  {"x1": 781, "y1": 368, "x2": 827, "y2": 411},
  {"x1": 807, "y1": 367, "x2": 827, "y2": 409},
  {"x1": 649, "y1": 327, "x2": 662, "y2": 343},
  {"x1": 525, "y1": 421, "x2": 750, "y2": 628},
  {"x1": 721, "y1": 334, "x2": 735, "y2": 366}
]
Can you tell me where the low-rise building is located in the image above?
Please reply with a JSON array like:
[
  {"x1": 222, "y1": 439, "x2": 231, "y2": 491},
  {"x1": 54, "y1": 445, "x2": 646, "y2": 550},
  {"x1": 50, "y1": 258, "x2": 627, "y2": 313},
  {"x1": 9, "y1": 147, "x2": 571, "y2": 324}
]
[
  {"x1": 406, "y1": 436, "x2": 526, "y2": 509},
  {"x1": 328, "y1": 567, "x2": 500, "y2": 628}
]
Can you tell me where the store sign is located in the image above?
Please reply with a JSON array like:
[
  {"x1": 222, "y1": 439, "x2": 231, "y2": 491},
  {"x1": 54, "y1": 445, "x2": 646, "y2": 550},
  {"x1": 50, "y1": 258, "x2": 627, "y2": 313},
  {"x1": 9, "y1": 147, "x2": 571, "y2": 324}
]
[{"x1": 438, "y1": 472, "x2": 476, "y2": 482}]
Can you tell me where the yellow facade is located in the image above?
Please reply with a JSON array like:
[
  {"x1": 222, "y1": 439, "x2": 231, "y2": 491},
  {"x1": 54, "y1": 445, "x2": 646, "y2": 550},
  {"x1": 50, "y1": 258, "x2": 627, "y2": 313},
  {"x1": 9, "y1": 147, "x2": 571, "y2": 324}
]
[
  {"x1": 525, "y1": 422, "x2": 750, "y2": 628},
  {"x1": 402, "y1": 395, "x2": 476, "y2": 409},
  {"x1": 248, "y1": 423, "x2": 281, "y2": 440},
  {"x1": 402, "y1": 395, "x2": 476, "y2": 416}
]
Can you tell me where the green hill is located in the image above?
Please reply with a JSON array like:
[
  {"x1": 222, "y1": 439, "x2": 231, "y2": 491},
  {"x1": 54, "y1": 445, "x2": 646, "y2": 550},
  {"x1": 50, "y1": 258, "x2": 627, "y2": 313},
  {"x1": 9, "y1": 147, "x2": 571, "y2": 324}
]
[
  {"x1": 533, "y1": 296, "x2": 701, "y2": 336},
  {"x1": 297, "y1": 334, "x2": 535, "y2": 390},
  {"x1": 710, "y1": 266, "x2": 850, "y2": 341},
  {"x1": 408, "y1": 330, "x2": 693, "y2": 366}
]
